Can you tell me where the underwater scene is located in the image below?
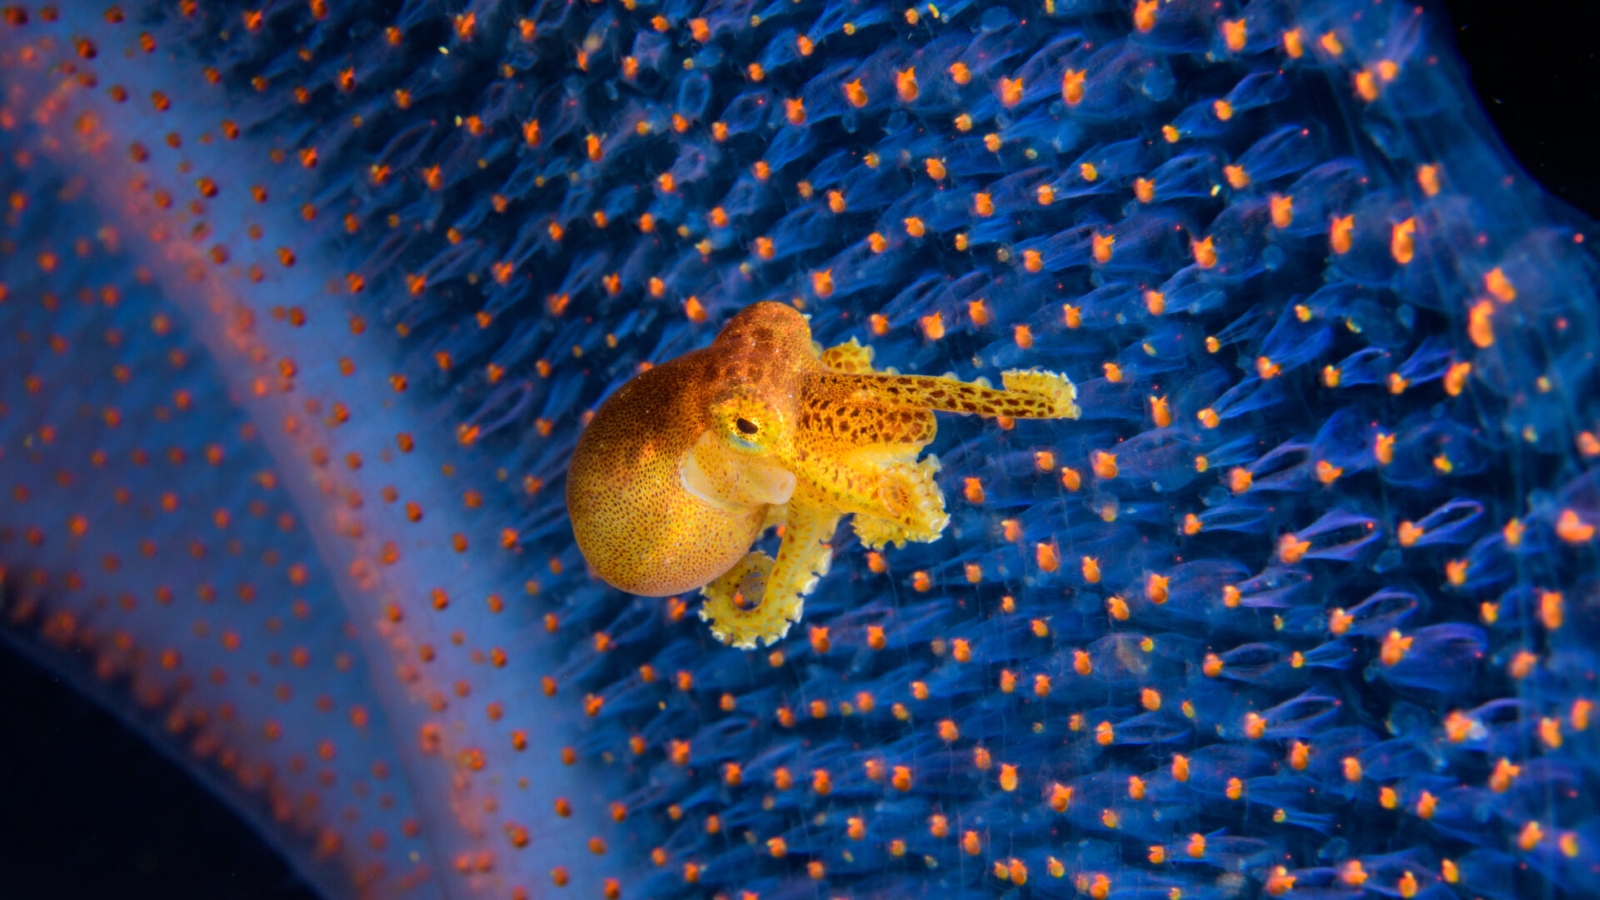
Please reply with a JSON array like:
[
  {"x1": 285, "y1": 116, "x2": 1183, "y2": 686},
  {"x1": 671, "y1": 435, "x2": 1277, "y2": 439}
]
[{"x1": 0, "y1": 1, "x2": 1596, "y2": 898}]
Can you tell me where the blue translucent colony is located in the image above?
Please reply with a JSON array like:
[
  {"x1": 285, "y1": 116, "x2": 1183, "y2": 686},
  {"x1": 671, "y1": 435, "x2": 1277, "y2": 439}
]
[{"x1": 1, "y1": 1, "x2": 1597, "y2": 899}]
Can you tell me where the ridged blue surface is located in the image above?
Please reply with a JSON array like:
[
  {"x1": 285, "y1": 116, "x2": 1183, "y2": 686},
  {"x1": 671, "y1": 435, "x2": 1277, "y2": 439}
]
[{"x1": 1, "y1": 1, "x2": 1597, "y2": 898}]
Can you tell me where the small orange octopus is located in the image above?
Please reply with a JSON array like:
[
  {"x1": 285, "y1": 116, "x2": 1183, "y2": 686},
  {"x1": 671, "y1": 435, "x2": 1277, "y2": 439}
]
[{"x1": 566, "y1": 302, "x2": 1080, "y2": 649}]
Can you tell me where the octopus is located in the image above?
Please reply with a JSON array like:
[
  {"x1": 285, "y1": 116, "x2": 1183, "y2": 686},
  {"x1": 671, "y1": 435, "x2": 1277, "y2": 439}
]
[{"x1": 566, "y1": 302, "x2": 1081, "y2": 649}]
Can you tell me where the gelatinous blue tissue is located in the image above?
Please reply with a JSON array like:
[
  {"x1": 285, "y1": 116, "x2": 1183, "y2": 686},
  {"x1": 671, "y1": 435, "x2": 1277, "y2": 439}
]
[{"x1": 1, "y1": 1, "x2": 1597, "y2": 898}]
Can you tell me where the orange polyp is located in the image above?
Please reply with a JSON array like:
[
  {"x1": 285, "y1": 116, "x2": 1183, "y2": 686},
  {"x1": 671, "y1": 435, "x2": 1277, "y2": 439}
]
[
  {"x1": 896, "y1": 67, "x2": 920, "y2": 101},
  {"x1": 810, "y1": 269, "x2": 834, "y2": 299},
  {"x1": 1417, "y1": 163, "x2": 1441, "y2": 196},
  {"x1": 1035, "y1": 542, "x2": 1060, "y2": 573},
  {"x1": 1133, "y1": 0, "x2": 1157, "y2": 31},
  {"x1": 1391, "y1": 218, "x2": 1416, "y2": 264},
  {"x1": 1556, "y1": 509, "x2": 1595, "y2": 543},
  {"x1": 1354, "y1": 70, "x2": 1378, "y2": 102},
  {"x1": 1330, "y1": 215, "x2": 1354, "y2": 254},
  {"x1": 1062, "y1": 69, "x2": 1086, "y2": 105},
  {"x1": 1092, "y1": 232, "x2": 1114, "y2": 263},
  {"x1": 1270, "y1": 194, "x2": 1294, "y2": 228},
  {"x1": 1467, "y1": 300, "x2": 1496, "y2": 348},
  {"x1": 1485, "y1": 267, "x2": 1517, "y2": 302},
  {"x1": 1222, "y1": 18, "x2": 1246, "y2": 51},
  {"x1": 999, "y1": 77, "x2": 1023, "y2": 107},
  {"x1": 1150, "y1": 395, "x2": 1172, "y2": 427}
]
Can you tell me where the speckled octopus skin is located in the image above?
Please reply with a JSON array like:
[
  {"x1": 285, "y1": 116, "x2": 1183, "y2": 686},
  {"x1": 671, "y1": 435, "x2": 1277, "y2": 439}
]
[
  {"x1": 3, "y1": 1, "x2": 1600, "y2": 900},
  {"x1": 568, "y1": 300, "x2": 1078, "y2": 647}
]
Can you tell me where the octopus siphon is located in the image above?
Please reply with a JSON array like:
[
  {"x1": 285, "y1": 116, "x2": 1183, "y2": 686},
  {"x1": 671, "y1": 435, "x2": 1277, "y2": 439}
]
[{"x1": 566, "y1": 301, "x2": 1081, "y2": 649}]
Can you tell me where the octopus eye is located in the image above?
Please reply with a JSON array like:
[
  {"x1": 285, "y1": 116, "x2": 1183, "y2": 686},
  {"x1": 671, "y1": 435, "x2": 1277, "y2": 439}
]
[{"x1": 736, "y1": 417, "x2": 760, "y2": 436}]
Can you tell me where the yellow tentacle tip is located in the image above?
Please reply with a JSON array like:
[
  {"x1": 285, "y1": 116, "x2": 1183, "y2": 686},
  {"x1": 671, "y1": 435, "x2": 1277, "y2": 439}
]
[
  {"x1": 1002, "y1": 368, "x2": 1081, "y2": 419},
  {"x1": 820, "y1": 337, "x2": 876, "y2": 373},
  {"x1": 698, "y1": 552, "x2": 800, "y2": 649}
]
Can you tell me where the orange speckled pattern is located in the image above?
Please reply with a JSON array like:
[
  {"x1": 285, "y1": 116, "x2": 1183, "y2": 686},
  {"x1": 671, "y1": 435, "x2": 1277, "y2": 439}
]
[{"x1": 568, "y1": 301, "x2": 1080, "y2": 648}]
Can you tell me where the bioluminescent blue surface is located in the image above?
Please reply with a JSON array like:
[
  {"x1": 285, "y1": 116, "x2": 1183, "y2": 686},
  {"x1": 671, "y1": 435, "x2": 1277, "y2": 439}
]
[{"x1": 1, "y1": 1, "x2": 1597, "y2": 898}]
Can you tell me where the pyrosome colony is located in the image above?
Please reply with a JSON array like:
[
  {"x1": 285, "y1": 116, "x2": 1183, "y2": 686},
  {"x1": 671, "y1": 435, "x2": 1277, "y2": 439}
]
[{"x1": 0, "y1": 1, "x2": 1597, "y2": 899}]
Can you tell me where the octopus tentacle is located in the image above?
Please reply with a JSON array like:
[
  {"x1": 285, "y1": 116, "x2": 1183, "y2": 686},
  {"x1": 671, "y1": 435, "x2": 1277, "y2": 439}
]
[
  {"x1": 796, "y1": 397, "x2": 937, "y2": 455},
  {"x1": 822, "y1": 369, "x2": 1082, "y2": 420},
  {"x1": 851, "y1": 457, "x2": 949, "y2": 550},
  {"x1": 698, "y1": 500, "x2": 840, "y2": 648},
  {"x1": 818, "y1": 338, "x2": 876, "y2": 373}
]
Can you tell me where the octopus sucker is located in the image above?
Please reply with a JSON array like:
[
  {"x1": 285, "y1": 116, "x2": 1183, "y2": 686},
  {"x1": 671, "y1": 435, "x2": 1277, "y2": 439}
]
[{"x1": 567, "y1": 301, "x2": 1081, "y2": 647}]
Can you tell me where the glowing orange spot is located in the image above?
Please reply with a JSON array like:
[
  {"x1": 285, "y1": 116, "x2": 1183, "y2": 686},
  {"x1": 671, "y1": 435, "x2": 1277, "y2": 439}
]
[
  {"x1": 1503, "y1": 517, "x2": 1525, "y2": 547},
  {"x1": 1150, "y1": 395, "x2": 1172, "y2": 427},
  {"x1": 1106, "y1": 596, "x2": 1129, "y2": 621},
  {"x1": 1091, "y1": 451, "x2": 1118, "y2": 480},
  {"x1": 1062, "y1": 69, "x2": 1086, "y2": 104},
  {"x1": 1268, "y1": 193, "x2": 1294, "y2": 228},
  {"x1": 1221, "y1": 18, "x2": 1247, "y2": 51},
  {"x1": 1192, "y1": 235, "x2": 1216, "y2": 268},
  {"x1": 1416, "y1": 163, "x2": 1442, "y2": 197},
  {"x1": 1574, "y1": 698, "x2": 1594, "y2": 731},
  {"x1": 1265, "y1": 867, "x2": 1296, "y2": 896},
  {"x1": 1391, "y1": 217, "x2": 1416, "y2": 264},
  {"x1": 1509, "y1": 649, "x2": 1538, "y2": 679},
  {"x1": 843, "y1": 78, "x2": 868, "y2": 108},
  {"x1": 1092, "y1": 232, "x2": 1114, "y2": 263},
  {"x1": 1556, "y1": 509, "x2": 1594, "y2": 543},
  {"x1": 896, "y1": 67, "x2": 919, "y2": 101},
  {"x1": 1375, "y1": 432, "x2": 1395, "y2": 465},
  {"x1": 1380, "y1": 630, "x2": 1413, "y2": 666},
  {"x1": 1278, "y1": 533, "x2": 1310, "y2": 564},
  {"x1": 1354, "y1": 69, "x2": 1378, "y2": 102},
  {"x1": 1397, "y1": 520, "x2": 1424, "y2": 547},
  {"x1": 810, "y1": 269, "x2": 834, "y2": 299},
  {"x1": 1035, "y1": 542, "x2": 1059, "y2": 573},
  {"x1": 1330, "y1": 214, "x2": 1354, "y2": 254},
  {"x1": 999, "y1": 77, "x2": 1023, "y2": 107},
  {"x1": 1080, "y1": 556, "x2": 1101, "y2": 584},
  {"x1": 1133, "y1": 0, "x2": 1157, "y2": 31}
]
